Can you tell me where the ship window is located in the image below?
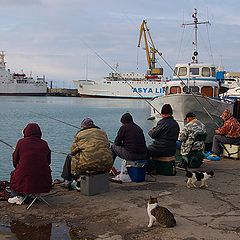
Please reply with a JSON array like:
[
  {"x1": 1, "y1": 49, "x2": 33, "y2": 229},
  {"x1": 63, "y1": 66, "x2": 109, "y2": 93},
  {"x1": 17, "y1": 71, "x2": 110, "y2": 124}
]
[
  {"x1": 201, "y1": 86, "x2": 213, "y2": 97},
  {"x1": 211, "y1": 67, "x2": 216, "y2": 77},
  {"x1": 183, "y1": 86, "x2": 199, "y2": 93},
  {"x1": 173, "y1": 67, "x2": 178, "y2": 76},
  {"x1": 202, "y1": 67, "x2": 210, "y2": 77},
  {"x1": 190, "y1": 68, "x2": 199, "y2": 75},
  {"x1": 170, "y1": 86, "x2": 181, "y2": 94},
  {"x1": 214, "y1": 86, "x2": 218, "y2": 97},
  {"x1": 178, "y1": 67, "x2": 187, "y2": 76}
]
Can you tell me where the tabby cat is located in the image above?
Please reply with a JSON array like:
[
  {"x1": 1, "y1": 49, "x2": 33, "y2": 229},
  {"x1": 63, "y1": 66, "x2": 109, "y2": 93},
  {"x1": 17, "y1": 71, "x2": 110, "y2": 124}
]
[{"x1": 147, "y1": 196, "x2": 176, "y2": 228}]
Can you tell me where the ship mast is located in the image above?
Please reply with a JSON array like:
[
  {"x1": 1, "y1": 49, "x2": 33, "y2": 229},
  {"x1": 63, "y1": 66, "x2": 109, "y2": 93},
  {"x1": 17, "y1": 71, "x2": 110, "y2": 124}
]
[
  {"x1": 0, "y1": 51, "x2": 6, "y2": 69},
  {"x1": 182, "y1": 8, "x2": 210, "y2": 63}
]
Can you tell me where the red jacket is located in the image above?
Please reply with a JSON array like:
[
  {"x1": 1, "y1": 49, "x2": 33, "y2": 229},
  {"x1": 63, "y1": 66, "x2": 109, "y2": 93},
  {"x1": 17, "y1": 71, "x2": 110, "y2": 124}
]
[{"x1": 10, "y1": 123, "x2": 52, "y2": 194}]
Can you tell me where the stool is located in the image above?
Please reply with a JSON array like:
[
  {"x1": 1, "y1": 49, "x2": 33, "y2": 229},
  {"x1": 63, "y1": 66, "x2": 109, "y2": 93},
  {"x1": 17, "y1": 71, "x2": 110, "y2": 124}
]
[
  {"x1": 80, "y1": 172, "x2": 109, "y2": 196},
  {"x1": 22, "y1": 194, "x2": 50, "y2": 210},
  {"x1": 223, "y1": 144, "x2": 240, "y2": 160},
  {"x1": 151, "y1": 156, "x2": 176, "y2": 176}
]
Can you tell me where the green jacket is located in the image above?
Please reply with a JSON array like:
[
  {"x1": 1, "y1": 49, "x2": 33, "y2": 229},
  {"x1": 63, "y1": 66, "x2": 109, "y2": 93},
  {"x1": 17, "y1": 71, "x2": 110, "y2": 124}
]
[{"x1": 70, "y1": 127, "x2": 113, "y2": 174}]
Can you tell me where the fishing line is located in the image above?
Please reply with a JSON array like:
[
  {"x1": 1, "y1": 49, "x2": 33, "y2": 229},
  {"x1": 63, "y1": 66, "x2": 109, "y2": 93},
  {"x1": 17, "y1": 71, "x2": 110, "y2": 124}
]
[
  {"x1": 30, "y1": 111, "x2": 80, "y2": 129},
  {"x1": 79, "y1": 39, "x2": 162, "y2": 116},
  {"x1": 0, "y1": 138, "x2": 69, "y2": 156},
  {"x1": 30, "y1": 111, "x2": 115, "y2": 144},
  {"x1": 79, "y1": 17, "x2": 226, "y2": 128}
]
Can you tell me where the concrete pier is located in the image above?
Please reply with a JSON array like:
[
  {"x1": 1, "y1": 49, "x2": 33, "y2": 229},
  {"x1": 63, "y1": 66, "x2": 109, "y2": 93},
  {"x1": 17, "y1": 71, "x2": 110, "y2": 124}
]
[{"x1": 0, "y1": 157, "x2": 239, "y2": 239}]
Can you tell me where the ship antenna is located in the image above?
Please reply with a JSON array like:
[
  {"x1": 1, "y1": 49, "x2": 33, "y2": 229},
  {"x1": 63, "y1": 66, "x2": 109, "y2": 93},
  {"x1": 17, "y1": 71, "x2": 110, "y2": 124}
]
[{"x1": 182, "y1": 8, "x2": 210, "y2": 63}]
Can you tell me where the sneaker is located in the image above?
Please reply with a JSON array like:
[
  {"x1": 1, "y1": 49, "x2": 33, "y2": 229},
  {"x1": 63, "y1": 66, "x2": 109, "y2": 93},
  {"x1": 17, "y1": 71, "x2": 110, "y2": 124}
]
[
  {"x1": 203, "y1": 151, "x2": 212, "y2": 158},
  {"x1": 207, "y1": 154, "x2": 221, "y2": 161},
  {"x1": 60, "y1": 180, "x2": 72, "y2": 189},
  {"x1": 8, "y1": 196, "x2": 24, "y2": 205}
]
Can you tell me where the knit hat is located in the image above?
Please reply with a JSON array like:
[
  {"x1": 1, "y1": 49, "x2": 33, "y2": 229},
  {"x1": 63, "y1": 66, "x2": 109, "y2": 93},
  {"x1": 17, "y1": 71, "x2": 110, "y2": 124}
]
[
  {"x1": 184, "y1": 112, "x2": 196, "y2": 120},
  {"x1": 161, "y1": 104, "x2": 173, "y2": 115},
  {"x1": 80, "y1": 118, "x2": 94, "y2": 129},
  {"x1": 120, "y1": 113, "x2": 133, "y2": 124},
  {"x1": 220, "y1": 109, "x2": 232, "y2": 121}
]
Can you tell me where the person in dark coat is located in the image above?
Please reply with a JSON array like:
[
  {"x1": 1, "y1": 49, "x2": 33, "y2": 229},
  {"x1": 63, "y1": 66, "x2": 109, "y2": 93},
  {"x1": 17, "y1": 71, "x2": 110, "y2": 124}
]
[
  {"x1": 148, "y1": 104, "x2": 180, "y2": 157},
  {"x1": 8, "y1": 123, "x2": 52, "y2": 205},
  {"x1": 111, "y1": 113, "x2": 148, "y2": 161}
]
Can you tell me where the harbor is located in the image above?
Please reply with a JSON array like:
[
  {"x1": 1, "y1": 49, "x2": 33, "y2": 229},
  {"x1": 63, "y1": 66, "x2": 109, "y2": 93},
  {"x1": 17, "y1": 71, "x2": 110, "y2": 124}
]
[
  {"x1": 0, "y1": 158, "x2": 239, "y2": 239},
  {"x1": 0, "y1": 3, "x2": 240, "y2": 240}
]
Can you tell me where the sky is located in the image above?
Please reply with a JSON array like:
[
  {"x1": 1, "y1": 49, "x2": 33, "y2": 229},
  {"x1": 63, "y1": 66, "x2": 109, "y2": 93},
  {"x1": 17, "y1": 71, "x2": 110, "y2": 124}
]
[{"x1": 0, "y1": 0, "x2": 239, "y2": 88}]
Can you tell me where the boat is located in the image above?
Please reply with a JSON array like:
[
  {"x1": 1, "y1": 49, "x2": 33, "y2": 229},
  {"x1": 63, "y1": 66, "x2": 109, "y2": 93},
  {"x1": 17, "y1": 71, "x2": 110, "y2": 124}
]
[
  {"x1": 149, "y1": 9, "x2": 235, "y2": 143},
  {"x1": 223, "y1": 87, "x2": 240, "y2": 97},
  {"x1": 73, "y1": 20, "x2": 167, "y2": 99},
  {"x1": 0, "y1": 51, "x2": 47, "y2": 96}
]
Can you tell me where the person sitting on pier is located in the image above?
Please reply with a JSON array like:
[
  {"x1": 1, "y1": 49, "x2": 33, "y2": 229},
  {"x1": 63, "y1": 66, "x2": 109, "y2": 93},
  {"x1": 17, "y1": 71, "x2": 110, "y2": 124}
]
[
  {"x1": 111, "y1": 113, "x2": 148, "y2": 162},
  {"x1": 208, "y1": 109, "x2": 240, "y2": 159},
  {"x1": 147, "y1": 104, "x2": 180, "y2": 175},
  {"x1": 176, "y1": 112, "x2": 207, "y2": 168},
  {"x1": 8, "y1": 123, "x2": 52, "y2": 205},
  {"x1": 61, "y1": 118, "x2": 113, "y2": 188}
]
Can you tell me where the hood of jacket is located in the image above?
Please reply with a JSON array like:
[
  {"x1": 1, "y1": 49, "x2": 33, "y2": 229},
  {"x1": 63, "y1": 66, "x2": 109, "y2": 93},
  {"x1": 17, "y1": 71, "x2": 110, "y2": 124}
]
[{"x1": 23, "y1": 123, "x2": 42, "y2": 138}]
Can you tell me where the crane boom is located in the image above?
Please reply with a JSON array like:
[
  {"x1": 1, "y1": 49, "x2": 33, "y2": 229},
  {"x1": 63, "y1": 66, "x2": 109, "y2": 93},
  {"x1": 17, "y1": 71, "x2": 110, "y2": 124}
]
[{"x1": 138, "y1": 20, "x2": 163, "y2": 76}]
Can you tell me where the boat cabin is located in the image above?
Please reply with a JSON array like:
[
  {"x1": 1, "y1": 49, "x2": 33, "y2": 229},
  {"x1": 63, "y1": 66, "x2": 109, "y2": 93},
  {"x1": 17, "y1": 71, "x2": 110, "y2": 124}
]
[{"x1": 165, "y1": 63, "x2": 219, "y2": 97}]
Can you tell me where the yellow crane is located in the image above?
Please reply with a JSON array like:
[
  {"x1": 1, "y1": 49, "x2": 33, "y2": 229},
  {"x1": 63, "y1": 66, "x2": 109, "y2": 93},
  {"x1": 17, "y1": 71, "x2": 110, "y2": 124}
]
[{"x1": 138, "y1": 20, "x2": 163, "y2": 76}]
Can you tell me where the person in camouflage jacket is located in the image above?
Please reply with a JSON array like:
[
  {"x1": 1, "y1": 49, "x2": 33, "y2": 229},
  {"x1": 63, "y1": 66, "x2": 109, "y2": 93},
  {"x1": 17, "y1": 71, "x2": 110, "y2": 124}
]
[
  {"x1": 61, "y1": 118, "x2": 113, "y2": 184},
  {"x1": 179, "y1": 112, "x2": 207, "y2": 156},
  {"x1": 211, "y1": 109, "x2": 240, "y2": 156}
]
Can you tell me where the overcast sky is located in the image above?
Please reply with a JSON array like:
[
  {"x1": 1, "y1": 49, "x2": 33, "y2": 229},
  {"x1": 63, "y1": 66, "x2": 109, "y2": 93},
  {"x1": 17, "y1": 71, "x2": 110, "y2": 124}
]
[{"x1": 0, "y1": 0, "x2": 239, "y2": 88}]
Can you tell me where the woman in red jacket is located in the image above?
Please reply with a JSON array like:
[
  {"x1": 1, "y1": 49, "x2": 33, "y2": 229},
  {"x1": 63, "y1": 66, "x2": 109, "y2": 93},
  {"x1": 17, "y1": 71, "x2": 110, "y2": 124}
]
[{"x1": 8, "y1": 123, "x2": 52, "y2": 205}]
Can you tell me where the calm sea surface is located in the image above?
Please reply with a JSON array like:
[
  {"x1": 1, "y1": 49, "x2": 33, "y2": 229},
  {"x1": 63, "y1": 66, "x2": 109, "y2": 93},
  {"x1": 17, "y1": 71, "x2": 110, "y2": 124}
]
[{"x1": 0, "y1": 96, "x2": 154, "y2": 180}]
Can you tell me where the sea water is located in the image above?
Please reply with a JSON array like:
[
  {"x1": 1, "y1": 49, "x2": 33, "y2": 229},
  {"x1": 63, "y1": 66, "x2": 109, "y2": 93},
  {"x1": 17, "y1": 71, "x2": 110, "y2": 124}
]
[{"x1": 0, "y1": 96, "x2": 154, "y2": 180}]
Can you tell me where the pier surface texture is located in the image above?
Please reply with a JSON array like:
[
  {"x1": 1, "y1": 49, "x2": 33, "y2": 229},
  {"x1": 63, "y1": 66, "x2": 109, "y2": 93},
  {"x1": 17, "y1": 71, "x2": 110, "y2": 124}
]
[{"x1": 0, "y1": 157, "x2": 240, "y2": 239}]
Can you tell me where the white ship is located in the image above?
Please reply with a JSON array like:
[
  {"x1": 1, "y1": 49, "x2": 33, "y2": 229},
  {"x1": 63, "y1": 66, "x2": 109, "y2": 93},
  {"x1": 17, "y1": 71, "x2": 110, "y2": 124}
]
[
  {"x1": 73, "y1": 20, "x2": 167, "y2": 99},
  {"x1": 73, "y1": 71, "x2": 166, "y2": 99},
  {"x1": 0, "y1": 51, "x2": 47, "y2": 96}
]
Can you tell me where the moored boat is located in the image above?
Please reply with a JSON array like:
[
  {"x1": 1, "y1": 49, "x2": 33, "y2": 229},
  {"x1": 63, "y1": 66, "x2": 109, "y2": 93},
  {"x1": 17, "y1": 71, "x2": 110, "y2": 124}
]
[
  {"x1": 0, "y1": 51, "x2": 47, "y2": 96},
  {"x1": 149, "y1": 9, "x2": 235, "y2": 144}
]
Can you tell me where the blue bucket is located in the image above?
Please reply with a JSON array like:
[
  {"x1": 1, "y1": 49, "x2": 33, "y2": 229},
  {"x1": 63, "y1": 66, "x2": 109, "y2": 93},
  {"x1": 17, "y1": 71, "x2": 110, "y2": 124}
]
[{"x1": 127, "y1": 160, "x2": 147, "y2": 182}]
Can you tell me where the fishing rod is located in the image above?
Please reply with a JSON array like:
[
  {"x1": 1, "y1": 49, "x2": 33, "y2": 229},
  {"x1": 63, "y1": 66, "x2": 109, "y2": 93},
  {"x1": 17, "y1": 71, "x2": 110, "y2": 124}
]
[
  {"x1": 0, "y1": 138, "x2": 68, "y2": 156},
  {"x1": 30, "y1": 111, "x2": 80, "y2": 129},
  {"x1": 0, "y1": 139, "x2": 15, "y2": 150},
  {"x1": 30, "y1": 111, "x2": 115, "y2": 144}
]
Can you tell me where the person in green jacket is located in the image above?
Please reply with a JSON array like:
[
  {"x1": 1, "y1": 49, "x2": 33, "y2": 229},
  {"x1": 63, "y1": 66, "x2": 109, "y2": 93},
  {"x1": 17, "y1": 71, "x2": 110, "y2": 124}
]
[{"x1": 61, "y1": 118, "x2": 113, "y2": 187}]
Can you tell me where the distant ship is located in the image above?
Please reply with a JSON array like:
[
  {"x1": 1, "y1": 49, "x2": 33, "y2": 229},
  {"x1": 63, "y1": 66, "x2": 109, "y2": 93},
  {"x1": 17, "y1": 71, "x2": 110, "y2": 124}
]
[
  {"x1": 73, "y1": 20, "x2": 167, "y2": 99},
  {"x1": 73, "y1": 71, "x2": 166, "y2": 99},
  {"x1": 0, "y1": 51, "x2": 47, "y2": 96}
]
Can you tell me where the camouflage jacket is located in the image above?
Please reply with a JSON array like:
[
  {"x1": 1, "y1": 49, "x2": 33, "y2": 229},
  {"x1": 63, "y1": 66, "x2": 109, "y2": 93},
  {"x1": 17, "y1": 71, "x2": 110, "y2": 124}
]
[
  {"x1": 70, "y1": 127, "x2": 113, "y2": 174},
  {"x1": 179, "y1": 119, "x2": 206, "y2": 156},
  {"x1": 217, "y1": 116, "x2": 240, "y2": 138}
]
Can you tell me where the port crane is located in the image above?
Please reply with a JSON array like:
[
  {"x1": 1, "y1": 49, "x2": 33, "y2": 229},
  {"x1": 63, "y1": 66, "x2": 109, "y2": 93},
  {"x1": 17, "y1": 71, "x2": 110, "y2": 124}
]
[{"x1": 138, "y1": 20, "x2": 163, "y2": 77}]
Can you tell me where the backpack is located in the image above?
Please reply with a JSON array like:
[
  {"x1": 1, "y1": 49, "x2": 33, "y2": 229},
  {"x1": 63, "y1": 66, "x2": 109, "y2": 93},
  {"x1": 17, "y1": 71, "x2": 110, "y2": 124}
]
[{"x1": 0, "y1": 181, "x2": 11, "y2": 201}]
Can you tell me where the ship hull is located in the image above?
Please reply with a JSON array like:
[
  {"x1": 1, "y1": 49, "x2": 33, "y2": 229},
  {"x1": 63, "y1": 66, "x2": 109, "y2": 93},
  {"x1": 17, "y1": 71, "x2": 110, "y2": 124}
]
[
  {"x1": 150, "y1": 94, "x2": 234, "y2": 143},
  {"x1": 73, "y1": 79, "x2": 165, "y2": 99},
  {"x1": 0, "y1": 83, "x2": 47, "y2": 96}
]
